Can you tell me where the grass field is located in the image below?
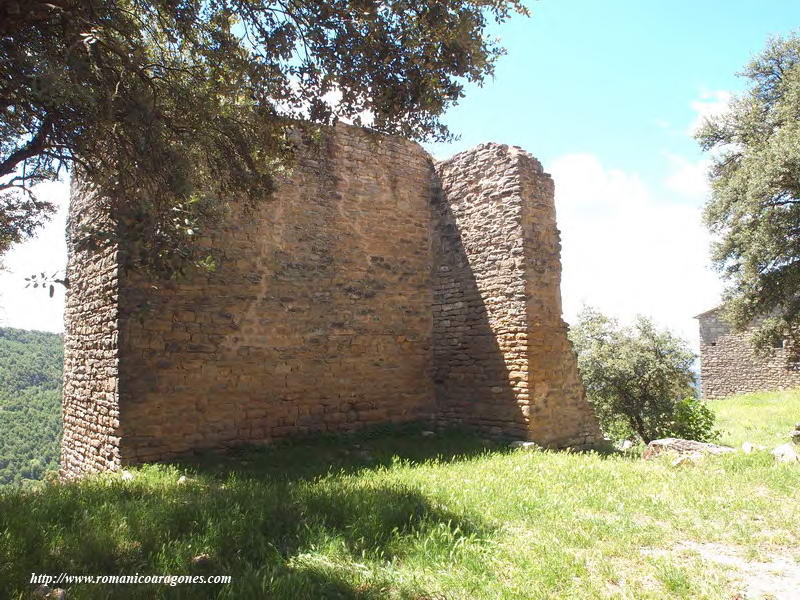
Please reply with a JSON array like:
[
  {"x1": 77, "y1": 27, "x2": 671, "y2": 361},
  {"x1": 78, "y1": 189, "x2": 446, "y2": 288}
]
[
  {"x1": 1, "y1": 390, "x2": 798, "y2": 599},
  {"x1": 714, "y1": 388, "x2": 800, "y2": 448}
]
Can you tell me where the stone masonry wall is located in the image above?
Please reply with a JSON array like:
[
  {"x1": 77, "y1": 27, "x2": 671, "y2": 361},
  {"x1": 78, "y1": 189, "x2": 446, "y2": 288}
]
[
  {"x1": 698, "y1": 308, "x2": 800, "y2": 399},
  {"x1": 115, "y1": 125, "x2": 435, "y2": 463},
  {"x1": 432, "y1": 144, "x2": 601, "y2": 447},
  {"x1": 517, "y1": 149, "x2": 601, "y2": 447},
  {"x1": 61, "y1": 125, "x2": 601, "y2": 476},
  {"x1": 60, "y1": 182, "x2": 122, "y2": 478}
]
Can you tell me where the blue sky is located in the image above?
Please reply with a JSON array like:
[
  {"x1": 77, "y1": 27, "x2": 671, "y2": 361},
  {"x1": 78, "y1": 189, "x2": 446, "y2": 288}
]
[
  {"x1": 428, "y1": 0, "x2": 800, "y2": 167},
  {"x1": 2, "y1": 0, "x2": 799, "y2": 349},
  {"x1": 426, "y1": 0, "x2": 800, "y2": 347}
]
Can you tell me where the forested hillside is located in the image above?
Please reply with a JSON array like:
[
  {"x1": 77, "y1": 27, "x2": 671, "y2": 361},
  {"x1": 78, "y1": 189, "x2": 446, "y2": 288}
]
[{"x1": 0, "y1": 328, "x2": 63, "y2": 486}]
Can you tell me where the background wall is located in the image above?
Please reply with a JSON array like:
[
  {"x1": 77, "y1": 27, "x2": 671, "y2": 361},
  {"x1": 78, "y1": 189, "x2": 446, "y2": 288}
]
[{"x1": 699, "y1": 309, "x2": 800, "y2": 399}]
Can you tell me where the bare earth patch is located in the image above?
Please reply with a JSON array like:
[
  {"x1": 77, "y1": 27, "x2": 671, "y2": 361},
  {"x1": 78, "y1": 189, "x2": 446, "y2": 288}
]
[{"x1": 647, "y1": 542, "x2": 800, "y2": 599}]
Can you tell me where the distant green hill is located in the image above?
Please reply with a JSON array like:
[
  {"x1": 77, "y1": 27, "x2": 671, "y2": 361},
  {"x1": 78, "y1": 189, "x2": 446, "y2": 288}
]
[{"x1": 0, "y1": 327, "x2": 63, "y2": 486}]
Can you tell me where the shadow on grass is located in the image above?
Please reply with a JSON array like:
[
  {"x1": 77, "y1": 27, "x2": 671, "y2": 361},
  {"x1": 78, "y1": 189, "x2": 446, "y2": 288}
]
[
  {"x1": 0, "y1": 428, "x2": 498, "y2": 599},
  {"x1": 178, "y1": 425, "x2": 514, "y2": 483}
]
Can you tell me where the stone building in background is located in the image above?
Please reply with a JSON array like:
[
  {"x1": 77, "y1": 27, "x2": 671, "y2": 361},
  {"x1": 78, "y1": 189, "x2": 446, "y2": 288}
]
[
  {"x1": 61, "y1": 123, "x2": 601, "y2": 478},
  {"x1": 696, "y1": 306, "x2": 800, "y2": 399}
]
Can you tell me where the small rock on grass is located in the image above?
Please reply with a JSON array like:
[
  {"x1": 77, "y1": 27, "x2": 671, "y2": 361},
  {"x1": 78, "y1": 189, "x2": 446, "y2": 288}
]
[
  {"x1": 642, "y1": 438, "x2": 734, "y2": 460},
  {"x1": 671, "y1": 452, "x2": 703, "y2": 467},
  {"x1": 509, "y1": 441, "x2": 541, "y2": 450},
  {"x1": 741, "y1": 441, "x2": 765, "y2": 453},
  {"x1": 615, "y1": 440, "x2": 634, "y2": 451},
  {"x1": 771, "y1": 443, "x2": 799, "y2": 463},
  {"x1": 790, "y1": 423, "x2": 800, "y2": 444},
  {"x1": 32, "y1": 587, "x2": 66, "y2": 600},
  {"x1": 192, "y1": 553, "x2": 212, "y2": 567},
  {"x1": 120, "y1": 470, "x2": 134, "y2": 481},
  {"x1": 421, "y1": 431, "x2": 435, "y2": 437}
]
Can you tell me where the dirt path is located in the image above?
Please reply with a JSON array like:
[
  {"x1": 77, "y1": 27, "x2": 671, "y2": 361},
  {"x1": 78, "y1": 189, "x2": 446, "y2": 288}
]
[{"x1": 650, "y1": 542, "x2": 800, "y2": 599}]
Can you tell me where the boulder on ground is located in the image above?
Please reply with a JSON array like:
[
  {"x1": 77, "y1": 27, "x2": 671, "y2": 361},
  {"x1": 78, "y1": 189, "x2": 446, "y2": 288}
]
[
  {"x1": 642, "y1": 438, "x2": 734, "y2": 460},
  {"x1": 771, "y1": 442, "x2": 799, "y2": 463}
]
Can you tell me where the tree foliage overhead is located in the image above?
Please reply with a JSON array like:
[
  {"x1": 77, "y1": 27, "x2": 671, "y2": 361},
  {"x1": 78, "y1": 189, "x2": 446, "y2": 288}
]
[
  {"x1": 1, "y1": 0, "x2": 526, "y2": 274},
  {"x1": 697, "y1": 33, "x2": 800, "y2": 349},
  {"x1": 568, "y1": 307, "x2": 715, "y2": 444}
]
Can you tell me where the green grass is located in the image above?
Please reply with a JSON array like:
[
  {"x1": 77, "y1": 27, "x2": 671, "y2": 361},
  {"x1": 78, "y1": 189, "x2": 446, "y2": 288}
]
[
  {"x1": 714, "y1": 388, "x2": 800, "y2": 447},
  {"x1": 1, "y1": 392, "x2": 798, "y2": 599}
]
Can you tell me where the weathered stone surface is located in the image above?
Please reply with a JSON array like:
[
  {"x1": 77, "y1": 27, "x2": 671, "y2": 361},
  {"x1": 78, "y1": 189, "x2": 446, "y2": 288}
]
[
  {"x1": 432, "y1": 144, "x2": 601, "y2": 448},
  {"x1": 642, "y1": 438, "x2": 734, "y2": 460},
  {"x1": 697, "y1": 307, "x2": 800, "y2": 399},
  {"x1": 771, "y1": 443, "x2": 799, "y2": 463},
  {"x1": 60, "y1": 124, "x2": 601, "y2": 478},
  {"x1": 60, "y1": 181, "x2": 122, "y2": 478}
]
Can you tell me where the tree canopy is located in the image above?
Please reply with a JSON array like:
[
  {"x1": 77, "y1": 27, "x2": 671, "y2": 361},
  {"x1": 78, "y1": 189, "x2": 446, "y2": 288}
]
[
  {"x1": 1, "y1": 0, "x2": 526, "y2": 275},
  {"x1": 697, "y1": 33, "x2": 800, "y2": 350}
]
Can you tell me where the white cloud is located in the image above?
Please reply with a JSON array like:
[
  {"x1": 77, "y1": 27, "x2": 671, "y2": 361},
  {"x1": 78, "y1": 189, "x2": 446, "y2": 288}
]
[
  {"x1": 549, "y1": 153, "x2": 723, "y2": 351},
  {"x1": 663, "y1": 153, "x2": 710, "y2": 199},
  {"x1": 0, "y1": 180, "x2": 69, "y2": 333},
  {"x1": 688, "y1": 89, "x2": 732, "y2": 135}
]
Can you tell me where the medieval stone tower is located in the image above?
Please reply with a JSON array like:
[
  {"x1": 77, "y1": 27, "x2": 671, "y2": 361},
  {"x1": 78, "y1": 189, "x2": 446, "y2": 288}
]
[{"x1": 60, "y1": 124, "x2": 601, "y2": 477}]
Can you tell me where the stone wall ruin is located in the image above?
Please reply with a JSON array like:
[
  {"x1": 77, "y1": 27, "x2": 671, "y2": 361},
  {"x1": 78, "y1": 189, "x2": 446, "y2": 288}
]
[
  {"x1": 697, "y1": 307, "x2": 800, "y2": 399},
  {"x1": 61, "y1": 123, "x2": 601, "y2": 478}
]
